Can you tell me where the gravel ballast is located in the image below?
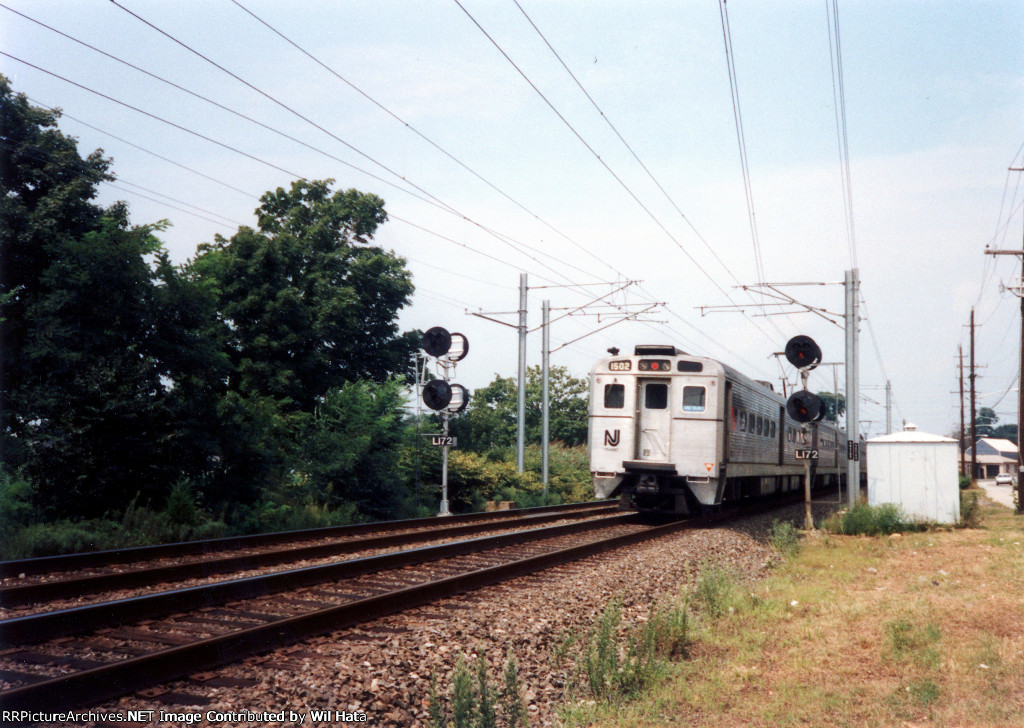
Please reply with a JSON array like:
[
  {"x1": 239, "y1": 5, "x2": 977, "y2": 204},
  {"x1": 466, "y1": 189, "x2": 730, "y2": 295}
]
[{"x1": 34, "y1": 503, "x2": 828, "y2": 727}]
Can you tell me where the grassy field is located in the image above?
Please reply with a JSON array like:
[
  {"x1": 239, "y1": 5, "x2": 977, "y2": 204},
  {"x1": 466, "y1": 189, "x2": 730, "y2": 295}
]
[{"x1": 565, "y1": 495, "x2": 1024, "y2": 727}]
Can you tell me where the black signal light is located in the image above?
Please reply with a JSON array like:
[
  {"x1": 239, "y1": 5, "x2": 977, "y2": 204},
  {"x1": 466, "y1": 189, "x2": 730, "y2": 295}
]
[
  {"x1": 786, "y1": 390, "x2": 823, "y2": 423},
  {"x1": 784, "y1": 335, "x2": 822, "y2": 370}
]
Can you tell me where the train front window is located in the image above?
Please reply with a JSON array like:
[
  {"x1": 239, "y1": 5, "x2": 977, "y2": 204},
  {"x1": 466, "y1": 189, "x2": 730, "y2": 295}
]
[
  {"x1": 682, "y1": 386, "x2": 706, "y2": 411},
  {"x1": 644, "y1": 383, "x2": 668, "y2": 409},
  {"x1": 604, "y1": 384, "x2": 625, "y2": 409}
]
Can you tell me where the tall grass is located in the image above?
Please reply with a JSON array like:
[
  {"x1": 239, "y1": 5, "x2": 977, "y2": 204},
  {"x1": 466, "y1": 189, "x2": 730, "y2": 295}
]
[{"x1": 822, "y1": 501, "x2": 928, "y2": 536}]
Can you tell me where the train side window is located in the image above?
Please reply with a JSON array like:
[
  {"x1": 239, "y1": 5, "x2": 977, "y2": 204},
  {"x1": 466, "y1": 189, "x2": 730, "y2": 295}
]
[
  {"x1": 770, "y1": 421, "x2": 777, "y2": 439},
  {"x1": 756, "y1": 416, "x2": 763, "y2": 436},
  {"x1": 644, "y1": 383, "x2": 668, "y2": 409},
  {"x1": 682, "y1": 386, "x2": 706, "y2": 411},
  {"x1": 739, "y1": 412, "x2": 747, "y2": 431},
  {"x1": 604, "y1": 384, "x2": 625, "y2": 409}
]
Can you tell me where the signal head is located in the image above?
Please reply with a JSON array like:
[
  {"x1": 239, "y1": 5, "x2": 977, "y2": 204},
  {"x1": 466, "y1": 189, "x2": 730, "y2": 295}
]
[
  {"x1": 422, "y1": 379, "x2": 453, "y2": 410},
  {"x1": 786, "y1": 390, "x2": 823, "y2": 423},
  {"x1": 784, "y1": 335, "x2": 822, "y2": 370}
]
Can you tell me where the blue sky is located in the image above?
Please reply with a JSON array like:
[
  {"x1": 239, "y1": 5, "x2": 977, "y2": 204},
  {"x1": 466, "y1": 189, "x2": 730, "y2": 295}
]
[{"x1": 3, "y1": 0, "x2": 1022, "y2": 437}]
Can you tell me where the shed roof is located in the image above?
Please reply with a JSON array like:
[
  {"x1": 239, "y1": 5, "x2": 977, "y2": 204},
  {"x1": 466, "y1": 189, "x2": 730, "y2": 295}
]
[{"x1": 868, "y1": 429, "x2": 956, "y2": 444}]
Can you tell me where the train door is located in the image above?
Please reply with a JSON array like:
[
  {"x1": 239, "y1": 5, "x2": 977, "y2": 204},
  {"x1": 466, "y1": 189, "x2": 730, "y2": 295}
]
[{"x1": 636, "y1": 379, "x2": 671, "y2": 462}]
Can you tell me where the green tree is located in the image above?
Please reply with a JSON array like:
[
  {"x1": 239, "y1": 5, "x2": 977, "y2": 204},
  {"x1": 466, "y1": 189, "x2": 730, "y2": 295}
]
[
  {"x1": 992, "y1": 423, "x2": 1017, "y2": 445},
  {"x1": 452, "y1": 365, "x2": 588, "y2": 452},
  {"x1": 298, "y1": 379, "x2": 410, "y2": 521},
  {"x1": 0, "y1": 78, "x2": 225, "y2": 518},
  {"x1": 976, "y1": 407, "x2": 999, "y2": 439},
  {"x1": 817, "y1": 391, "x2": 846, "y2": 422},
  {"x1": 190, "y1": 180, "x2": 418, "y2": 409}
]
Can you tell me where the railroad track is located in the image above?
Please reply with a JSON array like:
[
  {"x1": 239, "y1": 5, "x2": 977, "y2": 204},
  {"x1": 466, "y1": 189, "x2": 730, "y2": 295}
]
[
  {"x1": 0, "y1": 501, "x2": 617, "y2": 612},
  {"x1": 2, "y1": 503, "x2": 688, "y2": 712},
  {"x1": 0, "y1": 493, "x2": 808, "y2": 712}
]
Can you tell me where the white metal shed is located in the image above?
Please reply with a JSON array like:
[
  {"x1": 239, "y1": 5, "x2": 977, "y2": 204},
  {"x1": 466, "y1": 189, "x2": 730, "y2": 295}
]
[{"x1": 866, "y1": 425, "x2": 960, "y2": 525}]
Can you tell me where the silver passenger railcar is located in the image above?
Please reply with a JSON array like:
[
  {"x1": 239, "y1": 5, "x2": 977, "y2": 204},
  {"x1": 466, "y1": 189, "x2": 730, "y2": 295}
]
[{"x1": 589, "y1": 345, "x2": 846, "y2": 514}]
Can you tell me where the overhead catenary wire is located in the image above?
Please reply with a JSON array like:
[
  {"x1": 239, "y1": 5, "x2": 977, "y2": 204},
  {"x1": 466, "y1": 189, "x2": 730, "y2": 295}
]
[
  {"x1": 450, "y1": 0, "x2": 743, "y2": 309},
  {"x1": 104, "y1": 0, "x2": 618, "y2": 293},
  {"x1": 20, "y1": 91, "x2": 586, "y2": 293},
  {"x1": 24, "y1": 1, "x2": 791, "y2": 365},
  {"x1": 508, "y1": 0, "x2": 741, "y2": 288},
  {"x1": 8, "y1": 54, "x2": 609, "y2": 294},
  {"x1": 227, "y1": 0, "x2": 621, "y2": 282},
  {"x1": 717, "y1": 0, "x2": 767, "y2": 289}
]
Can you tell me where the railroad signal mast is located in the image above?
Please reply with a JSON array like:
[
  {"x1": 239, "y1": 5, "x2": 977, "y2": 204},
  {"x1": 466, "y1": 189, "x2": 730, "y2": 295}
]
[
  {"x1": 419, "y1": 326, "x2": 469, "y2": 516},
  {"x1": 784, "y1": 335, "x2": 824, "y2": 529}
]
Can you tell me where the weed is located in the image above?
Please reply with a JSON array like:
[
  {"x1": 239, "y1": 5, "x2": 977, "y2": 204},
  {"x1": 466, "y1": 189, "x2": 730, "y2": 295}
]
[
  {"x1": 960, "y1": 490, "x2": 983, "y2": 528},
  {"x1": 430, "y1": 651, "x2": 526, "y2": 728},
  {"x1": 694, "y1": 559, "x2": 741, "y2": 618},
  {"x1": 428, "y1": 673, "x2": 446, "y2": 728},
  {"x1": 823, "y1": 501, "x2": 927, "y2": 536},
  {"x1": 910, "y1": 677, "x2": 940, "y2": 706},
  {"x1": 573, "y1": 597, "x2": 691, "y2": 702},
  {"x1": 768, "y1": 519, "x2": 802, "y2": 558},
  {"x1": 581, "y1": 599, "x2": 622, "y2": 699},
  {"x1": 476, "y1": 655, "x2": 497, "y2": 728},
  {"x1": 451, "y1": 655, "x2": 477, "y2": 728},
  {"x1": 502, "y1": 651, "x2": 529, "y2": 728},
  {"x1": 551, "y1": 629, "x2": 579, "y2": 668},
  {"x1": 885, "y1": 618, "x2": 941, "y2": 668}
]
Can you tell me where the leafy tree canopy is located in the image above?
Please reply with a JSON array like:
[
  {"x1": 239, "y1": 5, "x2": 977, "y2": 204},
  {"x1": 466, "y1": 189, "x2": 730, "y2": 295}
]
[
  {"x1": 976, "y1": 407, "x2": 999, "y2": 438},
  {"x1": 817, "y1": 392, "x2": 846, "y2": 422},
  {"x1": 452, "y1": 365, "x2": 588, "y2": 452},
  {"x1": 0, "y1": 77, "x2": 225, "y2": 517},
  {"x1": 190, "y1": 180, "x2": 418, "y2": 409}
]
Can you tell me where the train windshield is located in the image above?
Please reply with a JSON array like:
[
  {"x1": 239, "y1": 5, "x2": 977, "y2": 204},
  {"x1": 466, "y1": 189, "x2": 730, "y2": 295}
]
[{"x1": 604, "y1": 384, "x2": 625, "y2": 409}]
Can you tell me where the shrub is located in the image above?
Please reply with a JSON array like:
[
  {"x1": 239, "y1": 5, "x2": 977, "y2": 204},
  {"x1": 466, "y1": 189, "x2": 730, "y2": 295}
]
[
  {"x1": 768, "y1": 519, "x2": 802, "y2": 558},
  {"x1": 576, "y1": 597, "x2": 690, "y2": 701},
  {"x1": 822, "y1": 501, "x2": 927, "y2": 536},
  {"x1": 429, "y1": 652, "x2": 524, "y2": 728}
]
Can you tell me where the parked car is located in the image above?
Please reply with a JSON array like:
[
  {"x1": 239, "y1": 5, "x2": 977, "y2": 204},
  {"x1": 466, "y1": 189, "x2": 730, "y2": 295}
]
[{"x1": 995, "y1": 473, "x2": 1016, "y2": 486}]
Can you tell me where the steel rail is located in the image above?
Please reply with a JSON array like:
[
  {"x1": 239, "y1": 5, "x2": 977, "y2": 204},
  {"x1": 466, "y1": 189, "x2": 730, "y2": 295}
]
[
  {"x1": 0, "y1": 504, "x2": 619, "y2": 607},
  {"x1": 0, "y1": 500, "x2": 614, "y2": 579},
  {"x1": 0, "y1": 515, "x2": 689, "y2": 712},
  {"x1": 0, "y1": 513, "x2": 640, "y2": 646}
]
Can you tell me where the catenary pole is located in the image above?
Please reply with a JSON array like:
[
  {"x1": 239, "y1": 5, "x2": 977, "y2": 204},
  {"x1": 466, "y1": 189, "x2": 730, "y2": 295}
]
[
  {"x1": 517, "y1": 273, "x2": 527, "y2": 473},
  {"x1": 542, "y1": 299, "x2": 550, "y2": 491},
  {"x1": 844, "y1": 269, "x2": 860, "y2": 506}
]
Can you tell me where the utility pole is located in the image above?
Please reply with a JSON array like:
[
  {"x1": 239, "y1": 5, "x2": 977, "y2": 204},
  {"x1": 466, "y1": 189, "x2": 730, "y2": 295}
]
[
  {"x1": 985, "y1": 170, "x2": 1024, "y2": 509},
  {"x1": 970, "y1": 308, "x2": 977, "y2": 483},
  {"x1": 959, "y1": 346, "x2": 966, "y2": 477}
]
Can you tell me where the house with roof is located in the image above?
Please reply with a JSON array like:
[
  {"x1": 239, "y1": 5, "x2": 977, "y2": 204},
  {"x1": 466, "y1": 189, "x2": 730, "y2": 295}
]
[{"x1": 966, "y1": 437, "x2": 1019, "y2": 479}]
